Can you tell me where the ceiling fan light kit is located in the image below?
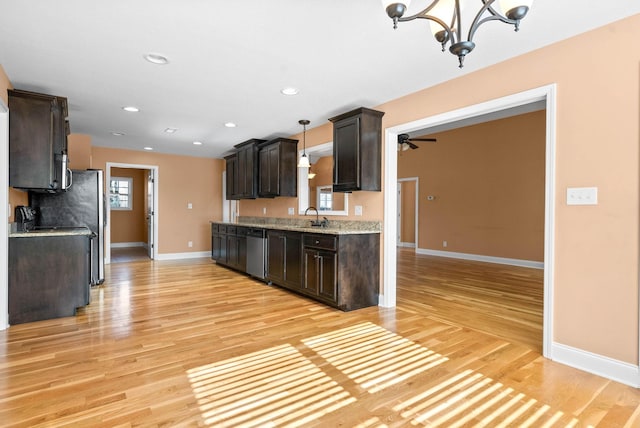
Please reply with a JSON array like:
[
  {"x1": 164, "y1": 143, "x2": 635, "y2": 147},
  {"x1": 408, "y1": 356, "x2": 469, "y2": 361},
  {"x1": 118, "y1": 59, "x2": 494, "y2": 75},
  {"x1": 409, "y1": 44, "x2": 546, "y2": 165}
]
[
  {"x1": 397, "y1": 133, "x2": 437, "y2": 150},
  {"x1": 382, "y1": 0, "x2": 533, "y2": 68}
]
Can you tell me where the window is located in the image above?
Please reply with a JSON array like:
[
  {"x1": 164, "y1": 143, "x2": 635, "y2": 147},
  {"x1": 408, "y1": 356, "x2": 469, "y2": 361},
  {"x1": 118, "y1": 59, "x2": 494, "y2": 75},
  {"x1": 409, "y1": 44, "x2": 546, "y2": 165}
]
[
  {"x1": 317, "y1": 186, "x2": 333, "y2": 211},
  {"x1": 110, "y1": 177, "x2": 133, "y2": 210}
]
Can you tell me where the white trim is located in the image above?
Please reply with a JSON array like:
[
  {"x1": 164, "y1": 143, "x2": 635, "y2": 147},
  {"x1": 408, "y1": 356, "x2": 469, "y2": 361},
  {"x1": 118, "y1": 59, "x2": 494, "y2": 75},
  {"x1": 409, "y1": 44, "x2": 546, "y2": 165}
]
[
  {"x1": 0, "y1": 98, "x2": 8, "y2": 330},
  {"x1": 111, "y1": 241, "x2": 146, "y2": 248},
  {"x1": 416, "y1": 248, "x2": 544, "y2": 269},
  {"x1": 106, "y1": 163, "x2": 159, "y2": 264},
  {"x1": 383, "y1": 84, "x2": 557, "y2": 361},
  {"x1": 550, "y1": 342, "x2": 640, "y2": 388},
  {"x1": 397, "y1": 242, "x2": 417, "y2": 248},
  {"x1": 155, "y1": 251, "x2": 210, "y2": 261}
]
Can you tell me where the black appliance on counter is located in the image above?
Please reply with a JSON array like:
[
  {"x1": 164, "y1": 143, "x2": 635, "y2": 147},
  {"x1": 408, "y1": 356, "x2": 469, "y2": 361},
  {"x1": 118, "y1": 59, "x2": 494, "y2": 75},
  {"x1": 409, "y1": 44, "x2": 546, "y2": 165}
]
[
  {"x1": 29, "y1": 169, "x2": 105, "y2": 285},
  {"x1": 14, "y1": 206, "x2": 37, "y2": 232}
]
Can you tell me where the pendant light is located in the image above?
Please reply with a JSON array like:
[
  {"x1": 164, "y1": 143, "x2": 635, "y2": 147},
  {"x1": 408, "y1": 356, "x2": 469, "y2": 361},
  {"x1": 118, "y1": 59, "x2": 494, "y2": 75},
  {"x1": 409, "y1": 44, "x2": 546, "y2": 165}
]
[{"x1": 297, "y1": 119, "x2": 311, "y2": 168}]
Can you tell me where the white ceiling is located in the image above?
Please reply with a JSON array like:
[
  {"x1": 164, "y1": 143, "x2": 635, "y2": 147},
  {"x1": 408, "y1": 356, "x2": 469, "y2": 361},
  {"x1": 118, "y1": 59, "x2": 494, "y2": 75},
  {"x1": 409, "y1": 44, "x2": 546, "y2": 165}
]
[{"x1": 1, "y1": 1, "x2": 638, "y2": 159}]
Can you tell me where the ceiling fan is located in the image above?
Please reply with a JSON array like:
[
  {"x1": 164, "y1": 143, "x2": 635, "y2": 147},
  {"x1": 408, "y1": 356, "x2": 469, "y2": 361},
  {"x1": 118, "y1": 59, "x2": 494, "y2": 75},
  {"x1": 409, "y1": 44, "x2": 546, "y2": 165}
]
[{"x1": 397, "y1": 133, "x2": 437, "y2": 151}]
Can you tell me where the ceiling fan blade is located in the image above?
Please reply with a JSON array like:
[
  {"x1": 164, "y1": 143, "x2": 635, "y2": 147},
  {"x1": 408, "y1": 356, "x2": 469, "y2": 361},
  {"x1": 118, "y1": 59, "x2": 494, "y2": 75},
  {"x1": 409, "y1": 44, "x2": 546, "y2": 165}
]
[{"x1": 410, "y1": 137, "x2": 437, "y2": 142}]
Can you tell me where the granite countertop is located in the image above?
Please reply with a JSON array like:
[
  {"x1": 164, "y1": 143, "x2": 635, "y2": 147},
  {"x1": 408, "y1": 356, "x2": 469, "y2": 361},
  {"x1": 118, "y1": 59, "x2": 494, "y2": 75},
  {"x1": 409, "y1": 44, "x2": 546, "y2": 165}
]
[
  {"x1": 211, "y1": 216, "x2": 381, "y2": 235},
  {"x1": 9, "y1": 226, "x2": 93, "y2": 238}
]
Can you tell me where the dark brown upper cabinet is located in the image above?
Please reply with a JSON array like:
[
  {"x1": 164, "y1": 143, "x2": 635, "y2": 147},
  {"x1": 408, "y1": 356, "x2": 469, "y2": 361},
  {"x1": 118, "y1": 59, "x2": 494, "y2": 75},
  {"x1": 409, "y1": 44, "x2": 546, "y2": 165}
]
[
  {"x1": 225, "y1": 138, "x2": 264, "y2": 200},
  {"x1": 329, "y1": 107, "x2": 384, "y2": 193},
  {"x1": 8, "y1": 89, "x2": 70, "y2": 192},
  {"x1": 258, "y1": 137, "x2": 298, "y2": 198}
]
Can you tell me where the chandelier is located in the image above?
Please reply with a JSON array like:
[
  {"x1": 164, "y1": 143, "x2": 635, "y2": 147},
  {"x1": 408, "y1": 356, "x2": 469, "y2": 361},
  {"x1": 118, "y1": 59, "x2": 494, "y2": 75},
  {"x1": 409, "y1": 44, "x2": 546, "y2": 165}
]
[{"x1": 383, "y1": 0, "x2": 533, "y2": 67}]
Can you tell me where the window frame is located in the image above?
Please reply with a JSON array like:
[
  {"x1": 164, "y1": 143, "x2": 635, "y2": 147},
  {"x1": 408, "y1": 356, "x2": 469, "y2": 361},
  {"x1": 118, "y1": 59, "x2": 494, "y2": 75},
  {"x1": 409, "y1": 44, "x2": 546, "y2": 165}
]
[{"x1": 109, "y1": 176, "x2": 133, "y2": 211}]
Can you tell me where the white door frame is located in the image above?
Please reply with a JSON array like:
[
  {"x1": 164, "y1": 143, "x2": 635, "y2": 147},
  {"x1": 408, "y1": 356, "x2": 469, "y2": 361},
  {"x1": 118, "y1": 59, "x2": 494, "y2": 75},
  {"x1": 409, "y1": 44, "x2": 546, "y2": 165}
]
[
  {"x1": 382, "y1": 84, "x2": 557, "y2": 358},
  {"x1": 106, "y1": 162, "x2": 159, "y2": 263},
  {"x1": 146, "y1": 169, "x2": 155, "y2": 259},
  {"x1": 0, "y1": 98, "x2": 8, "y2": 330},
  {"x1": 397, "y1": 177, "x2": 419, "y2": 248}
]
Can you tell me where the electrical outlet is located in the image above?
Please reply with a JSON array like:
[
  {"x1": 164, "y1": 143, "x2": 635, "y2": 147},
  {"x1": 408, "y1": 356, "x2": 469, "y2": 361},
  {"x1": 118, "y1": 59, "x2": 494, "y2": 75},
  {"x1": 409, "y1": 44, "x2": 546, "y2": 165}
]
[
  {"x1": 355, "y1": 205, "x2": 363, "y2": 216},
  {"x1": 188, "y1": 241, "x2": 193, "y2": 248},
  {"x1": 262, "y1": 207, "x2": 267, "y2": 215},
  {"x1": 187, "y1": 202, "x2": 193, "y2": 209},
  {"x1": 443, "y1": 240, "x2": 448, "y2": 248},
  {"x1": 567, "y1": 187, "x2": 598, "y2": 205},
  {"x1": 288, "y1": 207, "x2": 294, "y2": 215}
]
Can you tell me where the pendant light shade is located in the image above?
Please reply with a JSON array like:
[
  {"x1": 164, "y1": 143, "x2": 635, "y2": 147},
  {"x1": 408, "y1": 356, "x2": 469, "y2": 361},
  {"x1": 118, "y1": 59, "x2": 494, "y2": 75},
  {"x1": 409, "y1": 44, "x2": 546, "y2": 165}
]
[
  {"x1": 298, "y1": 154, "x2": 310, "y2": 168},
  {"x1": 297, "y1": 119, "x2": 311, "y2": 168}
]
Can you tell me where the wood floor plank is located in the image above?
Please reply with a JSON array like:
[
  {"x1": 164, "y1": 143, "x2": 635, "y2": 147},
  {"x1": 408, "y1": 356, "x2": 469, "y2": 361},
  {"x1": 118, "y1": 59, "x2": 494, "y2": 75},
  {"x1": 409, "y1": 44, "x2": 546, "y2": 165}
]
[{"x1": 0, "y1": 253, "x2": 638, "y2": 427}]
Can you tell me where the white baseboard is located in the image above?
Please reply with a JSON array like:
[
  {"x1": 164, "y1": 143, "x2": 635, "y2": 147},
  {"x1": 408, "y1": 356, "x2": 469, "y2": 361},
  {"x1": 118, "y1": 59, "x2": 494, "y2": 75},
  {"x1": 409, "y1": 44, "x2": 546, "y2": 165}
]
[
  {"x1": 155, "y1": 251, "x2": 211, "y2": 261},
  {"x1": 551, "y1": 342, "x2": 640, "y2": 388},
  {"x1": 416, "y1": 248, "x2": 544, "y2": 269},
  {"x1": 111, "y1": 241, "x2": 146, "y2": 248},
  {"x1": 397, "y1": 242, "x2": 416, "y2": 248}
]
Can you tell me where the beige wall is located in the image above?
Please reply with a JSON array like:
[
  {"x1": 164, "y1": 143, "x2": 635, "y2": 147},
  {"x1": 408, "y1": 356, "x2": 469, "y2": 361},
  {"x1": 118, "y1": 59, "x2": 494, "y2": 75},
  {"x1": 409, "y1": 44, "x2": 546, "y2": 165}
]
[
  {"x1": 381, "y1": 16, "x2": 639, "y2": 364},
  {"x1": 399, "y1": 111, "x2": 545, "y2": 261},
  {"x1": 110, "y1": 167, "x2": 147, "y2": 244},
  {"x1": 91, "y1": 147, "x2": 224, "y2": 254},
  {"x1": 68, "y1": 134, "x2": 92, "y2": 170}
]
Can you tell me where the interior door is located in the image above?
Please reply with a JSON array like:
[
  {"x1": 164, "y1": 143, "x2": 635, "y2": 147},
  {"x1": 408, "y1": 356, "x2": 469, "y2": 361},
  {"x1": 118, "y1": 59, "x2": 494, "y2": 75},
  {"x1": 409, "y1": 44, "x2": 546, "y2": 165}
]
[{"x1": 146, "y1": 169, "x2": 155, "y2": 259}]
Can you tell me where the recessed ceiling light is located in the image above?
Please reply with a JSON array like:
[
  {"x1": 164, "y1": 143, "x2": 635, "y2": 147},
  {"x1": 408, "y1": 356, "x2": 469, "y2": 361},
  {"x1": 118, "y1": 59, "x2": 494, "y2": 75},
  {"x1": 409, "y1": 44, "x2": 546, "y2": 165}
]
[
  {"x1": 193, "y1": 141, "x2": 203, "y2": 146},
  {"x1": 164, "y1": 127, "x2": 178, "y2": 133},
  {"x1": 111, "y1": 132, "x2": 125, "y2": 136},
  {"x1": 122, "y1": 106, "x2": 139, "y2": 112},
  {"x1": 224, "y1": 122, "x2": 237, "y2": 128},
  {"x1": 280, "y1": 87, "x2": 299, "y2": 96},
  {"x1": 143, "y1": 147, "x2": 153, "y2": 151},
  {"x1": 144, "y1": 53, "x2": 169, "y2": 65}
]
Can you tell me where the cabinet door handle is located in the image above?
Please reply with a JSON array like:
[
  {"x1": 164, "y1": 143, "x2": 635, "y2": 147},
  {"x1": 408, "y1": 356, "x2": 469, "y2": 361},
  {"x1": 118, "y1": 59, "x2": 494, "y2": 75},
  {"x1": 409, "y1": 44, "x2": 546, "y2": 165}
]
[{"x1": 315, "y1": 240, "x2": 320, "y2": 244}]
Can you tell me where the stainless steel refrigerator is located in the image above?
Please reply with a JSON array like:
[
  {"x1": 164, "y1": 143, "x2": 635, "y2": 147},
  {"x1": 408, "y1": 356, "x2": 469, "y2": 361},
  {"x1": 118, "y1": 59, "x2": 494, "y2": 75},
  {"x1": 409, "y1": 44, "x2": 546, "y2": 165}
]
[{"x1": 30, "y1": 169, "x2": 105, "y2": 285}]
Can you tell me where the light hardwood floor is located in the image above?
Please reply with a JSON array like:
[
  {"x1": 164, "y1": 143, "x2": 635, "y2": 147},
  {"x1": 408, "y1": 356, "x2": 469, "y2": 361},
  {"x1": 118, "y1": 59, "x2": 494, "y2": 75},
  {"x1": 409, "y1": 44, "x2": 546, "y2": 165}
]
[{"x1": 1, "y1": 252, "x2": 639, "y2": 427}]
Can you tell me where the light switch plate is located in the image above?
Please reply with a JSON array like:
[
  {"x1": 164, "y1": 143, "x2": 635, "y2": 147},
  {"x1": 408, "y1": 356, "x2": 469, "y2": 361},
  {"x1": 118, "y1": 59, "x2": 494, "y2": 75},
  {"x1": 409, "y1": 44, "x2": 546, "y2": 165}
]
[
  {"x1": 567, "y1": 187, "x2": 598, "y2": 205},
  {"x1": 355, "y1": 205, "x2": 363, "y2": 216}
]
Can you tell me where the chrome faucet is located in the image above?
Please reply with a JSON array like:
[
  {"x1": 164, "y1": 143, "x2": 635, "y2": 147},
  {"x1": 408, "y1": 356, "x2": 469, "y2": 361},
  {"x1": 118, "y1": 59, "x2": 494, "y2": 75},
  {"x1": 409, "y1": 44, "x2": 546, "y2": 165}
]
[
  {"x1": 304, "y1": 206, "x2": 320, "y2": 226},
  {"x1": 304, "y1": 206, "x2": 329, "y2": 228}
]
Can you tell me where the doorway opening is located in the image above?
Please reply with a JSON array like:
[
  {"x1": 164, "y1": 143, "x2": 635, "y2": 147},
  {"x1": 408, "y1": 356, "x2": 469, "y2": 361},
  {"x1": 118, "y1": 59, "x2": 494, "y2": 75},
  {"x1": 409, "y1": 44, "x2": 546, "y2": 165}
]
[
  {"x1": 397, "y1": 177, "x2": 419, "y2": 248},
  {"x1": 106, "y1": 163, "x2": 159, "y2": 264},
  {"x1": 383, "y1": 84, "x2": 557, "y2": 358}
]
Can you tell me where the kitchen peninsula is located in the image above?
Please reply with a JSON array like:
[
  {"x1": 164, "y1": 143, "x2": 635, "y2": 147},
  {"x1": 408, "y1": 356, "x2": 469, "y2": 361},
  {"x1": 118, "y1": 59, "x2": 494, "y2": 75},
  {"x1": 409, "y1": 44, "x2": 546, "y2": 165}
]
[
  {"x1": 8, "y1": 226, "x2": 93, "y2": 324},
  {"x1": 211, "y1": 217, "x2": 381, "y2": 311}
]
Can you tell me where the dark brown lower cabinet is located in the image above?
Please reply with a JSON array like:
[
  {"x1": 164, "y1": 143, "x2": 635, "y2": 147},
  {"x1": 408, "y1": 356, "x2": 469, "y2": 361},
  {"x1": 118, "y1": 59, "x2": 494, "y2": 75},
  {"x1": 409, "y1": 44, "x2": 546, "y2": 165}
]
[
  {"x1": 266, "y1": 230, "x2": 302, "y2": 290},
  {"x1": 212, "y1": 222, "x2": 380, "y2": 311},
  {"x1": 303, "y1": 247, "x2": 337, "y2": 303},
  {"x1": 211, "y1": 224, "x2": 247, "y2": 272},
  {"x1": 302, "y1": 233, "x2": 379, "y2": 311},
  {"x1": 9, "y1": 234, "x2": 91, "y2": 324}
]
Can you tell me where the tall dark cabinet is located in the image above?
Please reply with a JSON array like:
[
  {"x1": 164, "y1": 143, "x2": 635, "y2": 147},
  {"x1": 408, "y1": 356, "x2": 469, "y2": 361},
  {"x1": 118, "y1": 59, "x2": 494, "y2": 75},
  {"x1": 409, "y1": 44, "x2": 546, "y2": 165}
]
[
  {"x1": 258, "y1": 137, "x2": 298, "y2": 198},
  {"x1": 225, "y1": 139, "x2": 264, "y2": 200},
  {"x1": 329, "y1": 107, "x2": 385, "y2": 193},
  {"x1": 8, "y1": 89, "x2": 70, "y2": 191}
]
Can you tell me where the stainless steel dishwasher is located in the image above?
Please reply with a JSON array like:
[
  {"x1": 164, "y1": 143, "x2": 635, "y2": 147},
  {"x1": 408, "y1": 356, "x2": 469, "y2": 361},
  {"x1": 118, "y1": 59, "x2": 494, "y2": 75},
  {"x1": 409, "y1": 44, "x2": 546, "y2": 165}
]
[{"x1": 246, "y1": 228, "x2": 266, "y2": 279}]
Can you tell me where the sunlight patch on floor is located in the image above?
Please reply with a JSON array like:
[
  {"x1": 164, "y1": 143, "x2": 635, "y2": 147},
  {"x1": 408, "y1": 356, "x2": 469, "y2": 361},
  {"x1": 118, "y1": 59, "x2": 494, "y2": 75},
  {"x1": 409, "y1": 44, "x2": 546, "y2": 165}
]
[
  {"x1": 187, "y1": 343, "x2": 355, "y2": 427},
  {"x1": 302, "y1": 322, "x2": 448, "y2": 393}
]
